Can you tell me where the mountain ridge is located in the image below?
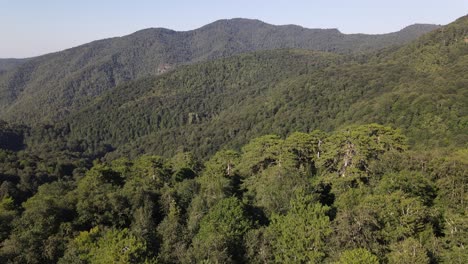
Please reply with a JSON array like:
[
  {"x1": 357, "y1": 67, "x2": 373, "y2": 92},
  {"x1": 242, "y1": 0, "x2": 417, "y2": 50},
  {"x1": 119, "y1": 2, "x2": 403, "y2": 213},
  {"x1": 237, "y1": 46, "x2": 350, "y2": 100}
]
[
  {"x1": 0, "y1": 18, "x2": 440, "y2": 124},
  {"x1": 1, "y1": 18, "x2": 439, "y2": 60},
  {"x1": 51, "y1": 16, "x2": 466, "y2": 158},
  {"x1": 0, "y1": 15, "x2": 466, "y2": 264}
]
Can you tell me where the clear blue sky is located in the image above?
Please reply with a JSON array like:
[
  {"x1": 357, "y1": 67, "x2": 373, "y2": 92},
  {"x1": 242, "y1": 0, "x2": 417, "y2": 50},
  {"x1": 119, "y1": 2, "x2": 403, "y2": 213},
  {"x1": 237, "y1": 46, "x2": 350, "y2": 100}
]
[{"x1": 1, "y1": 0, "x2": 466, "y2": 58}]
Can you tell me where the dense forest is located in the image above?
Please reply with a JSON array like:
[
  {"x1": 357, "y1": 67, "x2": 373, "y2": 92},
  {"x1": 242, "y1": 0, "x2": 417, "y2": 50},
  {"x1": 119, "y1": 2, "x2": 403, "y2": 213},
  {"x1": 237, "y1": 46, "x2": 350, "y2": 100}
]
[
  {"x1": 0, "y1": 14, "x2": 466, "y2": 264},
  {"x1": 0, "y1": 19, "x2": 438, "y2": 124},
  {"x1": 0, "y1": 59, "x2": 29, "y2": 73},
  {"x1": 0, "y1": 123, "x2": 466, "y2": 263},
  {"x1": 59, "y1": 15, "x2": 466, "y2": 159}
]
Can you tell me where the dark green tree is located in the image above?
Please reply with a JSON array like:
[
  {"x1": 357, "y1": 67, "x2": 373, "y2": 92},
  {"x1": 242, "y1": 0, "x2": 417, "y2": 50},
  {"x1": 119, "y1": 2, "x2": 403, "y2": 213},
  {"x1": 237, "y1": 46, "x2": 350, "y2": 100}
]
[
  {"x1": 268, "y1": 190, "x2": 332, "y2": 263},
  {"x1": 190, "y1": 197, "x2": 253, "y2": 263}
]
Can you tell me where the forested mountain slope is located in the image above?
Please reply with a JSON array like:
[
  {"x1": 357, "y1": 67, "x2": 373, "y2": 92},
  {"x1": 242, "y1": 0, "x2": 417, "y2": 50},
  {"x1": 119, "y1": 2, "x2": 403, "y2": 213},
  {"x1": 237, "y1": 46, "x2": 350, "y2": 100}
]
[
  {"x1": 0, "y1": 59, "x2": 28, "y2": 73},
  {"x1": 0, "y1": 15, "x2": 466, "y2": 264},
  {"x1": 0, "y1": 19, "x2": 438, "y2": 123},
  {"x1": 57, "y1": 16, "x2": 467, "y2": 158}
]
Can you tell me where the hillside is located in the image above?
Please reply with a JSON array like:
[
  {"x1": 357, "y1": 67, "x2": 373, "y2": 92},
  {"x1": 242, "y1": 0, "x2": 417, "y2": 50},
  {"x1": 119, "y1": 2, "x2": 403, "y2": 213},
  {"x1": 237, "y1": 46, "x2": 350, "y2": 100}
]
[
  {"x1": 0, "y1": 58, "x2": 28, "y2": 73},
  {"x1": 0, "y1": 19, "x2": 439, "y2": 123},
  {"x1": 51, "y1": 16, "x2": 467, "y2": 159},
  {"x1": 0, "y1": 14, "x2": 466, "y2": 264}
]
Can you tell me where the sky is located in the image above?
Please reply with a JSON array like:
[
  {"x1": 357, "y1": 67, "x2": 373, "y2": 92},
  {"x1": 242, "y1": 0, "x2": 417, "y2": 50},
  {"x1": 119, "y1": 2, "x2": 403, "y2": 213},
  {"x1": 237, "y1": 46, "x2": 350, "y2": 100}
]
[{"x1": 1, "y1": 0, "x2": 467, "y2": 58}]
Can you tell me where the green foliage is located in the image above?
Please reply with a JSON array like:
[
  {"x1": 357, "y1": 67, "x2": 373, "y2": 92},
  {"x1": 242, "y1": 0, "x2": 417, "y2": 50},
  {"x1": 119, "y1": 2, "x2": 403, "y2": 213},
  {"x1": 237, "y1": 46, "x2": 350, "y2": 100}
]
[
  {"x1": 243, "y1": 227, "x2": 275, "y2": 263},
  {"x1": 1, "y1": 181, "x2": 75, "y2": 263},
  {"x1": 89, "y1": 228, "x2": 149, "y2": 264},
  {"x1": 0, "y1": 15, "x2": 456, "y2": 163},
  {"x1": 0, "y1": 196, "x2": 17, "y2": 241},
  {"x1": 283, "y1": 131, "x2": 325, "y2": 172},
  {"x1": 60, "y1": 227, "x2": 150, "y2": 264},
  {"x1": 239, "y1": 135, "x2": 283, "y2": 176},
  {"x1": 190, "y1": 197, "x2": 253, "y2": 263},
  {"x1": 330, "y1": 188, "x2": 383, "y2": 255},
  {"x1": 170, "y1": 151, "x2": 200, "y2": 182},
  {"x1": 267, "y1": 190, "x2": 332, "y2": 263},
  {"x1": 0, "y1": 123, "x2": 466, "y2": 263},
  {"x1": 75, "y1": 165, "x2": 130, "y2": 227},
  {"x1": 0, "y1": 17, "x2": 456, "y2": 160},
  {"x1": 59, "y1": 226, "x2": 101, "y2": 264},
  {"x1": 0, "y1": 18, "x2": 463, "y2": 170},
  {"x1": 0, "y1": 19, "x2": 437, "y2": 124},
  {"x1": 363, "y1": 192, "x2": 431, "y2": 243},
  {"x1": 438, "y1": 209, "x2": 468, "y2": 263},
  {"x1": 156, "y1": 200, "x2": 187, "y2": 263},
  {"x1": 241, "y1": 131, "x2": 323, "y2": 216},
  {"x1": 387, "y1": 238, "x2": 430, "y2": 264},
  {"x1": 37, "y1": 21, "x2": 460, "y2": 159},
  {"x1": 185, "y1": 150, "x2": 239, "y2": 236},
  {"x1": 320, "y1": 124, "x2": 407, "y2": 178},
  {"x1": 430, "y1": 149, "x2": 467, "y2": 212},
  {"x1": 244, "y1": 165, "x2": 312, "y2": 216},
  {"x1": 336, "y1": 248, "x2": 379, "y2": 264},
  {"x1": 0, "y1": 15, "x2": 466, "y2": 263},
  {"x1": 195, "y1": 150, "x2": 240, "y2": 208},
  {"x1": 376, "y1": 171, "x2": 436, "y2": 205}
]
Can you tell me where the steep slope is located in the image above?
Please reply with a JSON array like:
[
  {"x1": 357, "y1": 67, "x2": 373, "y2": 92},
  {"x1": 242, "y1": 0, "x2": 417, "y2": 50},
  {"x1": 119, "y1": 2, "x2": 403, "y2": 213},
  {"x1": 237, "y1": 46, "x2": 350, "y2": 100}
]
[
  {"x1": 56, "y1": 16, "x2": 466, "y2": 158},
  {"x1": 62, "y1": 50, "x2": 341, "y2": 157},
  {"x1": 0, "y1": 18, "x2": 439, "y2": 123},
  {"x1": 0, "y1": 58, "x2": 29, "y2": 73}
]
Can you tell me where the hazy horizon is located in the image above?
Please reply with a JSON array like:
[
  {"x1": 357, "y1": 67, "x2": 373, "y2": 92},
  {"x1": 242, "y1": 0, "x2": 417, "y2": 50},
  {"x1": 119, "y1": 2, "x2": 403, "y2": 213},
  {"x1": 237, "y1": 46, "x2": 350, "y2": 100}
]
[{"x1": 1, "y1": 0, "x2": 467, "y2": 58}]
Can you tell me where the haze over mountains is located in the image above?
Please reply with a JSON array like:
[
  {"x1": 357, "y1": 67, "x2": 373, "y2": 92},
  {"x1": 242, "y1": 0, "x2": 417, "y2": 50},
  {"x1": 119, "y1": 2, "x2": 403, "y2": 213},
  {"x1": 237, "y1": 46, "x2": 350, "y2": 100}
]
[{"x1": 0, "y1": 18, "x2": 439, "y2": 123}]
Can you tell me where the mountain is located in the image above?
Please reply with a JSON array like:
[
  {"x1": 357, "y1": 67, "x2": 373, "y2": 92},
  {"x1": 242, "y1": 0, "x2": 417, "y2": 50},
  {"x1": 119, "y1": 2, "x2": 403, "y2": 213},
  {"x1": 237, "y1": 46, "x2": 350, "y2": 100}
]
[
  {"x1": 0, "y1": 58, "x2": 29, "y2": 73},
  {"x1": 0, "y1": 18, "x2": 439, "y2": 123},
  {"x1": 54, "y1": 16, "x2": 466, "y2": 159},
  {"x1": 0, "y1": 16, "x2": 465, "y2": 264}
]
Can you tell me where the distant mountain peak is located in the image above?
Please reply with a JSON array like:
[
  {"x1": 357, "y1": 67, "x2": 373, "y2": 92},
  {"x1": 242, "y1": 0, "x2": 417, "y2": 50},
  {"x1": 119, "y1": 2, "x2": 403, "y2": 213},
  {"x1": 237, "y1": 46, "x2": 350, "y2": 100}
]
[
  {"x1": 398, "y1": 23, "x2": 441, "y2": 33},
  {"x1": 131, "y1": 27, "x2": 177, "y2": 36}
]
